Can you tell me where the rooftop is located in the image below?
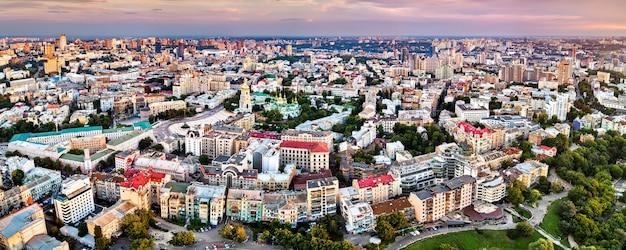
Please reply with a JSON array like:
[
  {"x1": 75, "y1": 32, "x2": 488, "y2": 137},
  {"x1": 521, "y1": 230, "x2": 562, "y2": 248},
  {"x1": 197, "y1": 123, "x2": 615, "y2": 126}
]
[
  {"x1": 107, "y1": 131, "x2": 142, "y2": 146},
  {"x1": 0, "y1": 204, "x2": 44, "y2": 239},
  {"x1": 280, "y1": 140, "x2": 329, "y2": 153},
  {"x1": 357, "y1": 174, "x2": 395, "y2": 189},
  {"x1": 371, "y1": 197, "x2": 412, "y2": 215}
]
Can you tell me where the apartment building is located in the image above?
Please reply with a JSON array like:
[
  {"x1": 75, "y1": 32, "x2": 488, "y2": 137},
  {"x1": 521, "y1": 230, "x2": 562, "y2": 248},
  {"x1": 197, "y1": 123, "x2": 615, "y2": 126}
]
[
  {"x1": 90, "y1": 172, "x2": 125, "y2": 202},
  {"x1": 476, "y1": 176, "x2": 507, "y2": 203},
  {"x1": 352, "y1": 174, "x2": 401, "y2": 205},
  {"x1": 262, "y1": 191, "x2": 308, "y2": 226},
  {"x1": 306, "y1": 177, "x2": 339, "y2": 221},
  {"x1": 133, "y1": 157, "x2": 189, "y2": 181},
  {"x1": 185, "y1": 129, "x2": 239, "y2": 159},
  {"x1": 454, "y1": 122, "x2": 494, "y2": 154},
  {"x1": 86, "y1": 200, "x2": 137, "y2": 240},
  {"x1": 280, "y1": 141, "x2": 330, "y2": 173},
  {"x1": 0, "y1": 168, "x2": 62, "y2": 216},
  {"x1": 281, "y1": 129, "x2": 334, "y2": 149},
  {"x1": 339, "y1": 187, "x2": 374, "y2": 234},
  {"x1": 148, "y1": 100, "x2": 186, "y2": 116},
  {"x1": 226, "y1": 189, "x2": 263, "y2": 223},
  {"x1": 54, "y1": 175, "x2": 95, "y2": 225},
  {"x1": 370, "y1": 197, "x2": 416, "y2": 222},
  {"x1": 409, "y1": 175, "x2": 476, "y2": 223},
  {"x1": 455, "y1": 102, "x2": 489, "y2": 122},
  {"x1": 159, "y1": 182, "x2": 226, "y2": 226},
  {"x1": 503, "y1": 160, "x2": 549, "y2": 188}
]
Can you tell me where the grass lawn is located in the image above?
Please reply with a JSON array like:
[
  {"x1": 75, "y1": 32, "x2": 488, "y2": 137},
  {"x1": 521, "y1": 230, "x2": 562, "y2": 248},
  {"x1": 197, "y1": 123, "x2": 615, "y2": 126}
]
[
  {"x1": 402, "y1": 230, "x2": 553, "y2": 250},
  {"x1": 514, "y1": 206, "x2": 532, "y2": 219},
  {"x1": 540, "y1": 197, "x2": 570, "y2": 248}
]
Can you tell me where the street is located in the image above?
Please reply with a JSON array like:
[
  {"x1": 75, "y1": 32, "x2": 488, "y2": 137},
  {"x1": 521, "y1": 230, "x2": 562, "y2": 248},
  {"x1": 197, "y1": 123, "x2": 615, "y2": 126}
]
[{"x1": 151, "y1": 106, "x2": 233, "y2": 139}]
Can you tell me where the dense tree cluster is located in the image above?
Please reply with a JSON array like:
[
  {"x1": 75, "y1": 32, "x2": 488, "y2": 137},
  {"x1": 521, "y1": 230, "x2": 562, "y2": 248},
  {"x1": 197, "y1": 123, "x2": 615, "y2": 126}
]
[
  {"x1": 149, "y1": 108, "x2": 197, "y2": 123},
  {"x1": 120, "y1": 209, "x2": 155, "y2": 249},
  {"x1": 545, "y1": 131, "x2": 626, "y2": 248},
  {"x1": 219, "y1": 223, "x2": 247, "y2": 243},
  {"x1": 385, "y1": 123, "x2": 454, "y2": 156},
  {"x1": 374, "y1": 212, "x2": 409, "y2": 241},
  {"x1": 259, "y1": 216, "x2": 355, "y2": 250},
  {"x1": 170, "y1": 231, "x2": 195, "y2": 246},
  {"x1": 138, "y1": 137, "x2": 154, "y2": 150}
]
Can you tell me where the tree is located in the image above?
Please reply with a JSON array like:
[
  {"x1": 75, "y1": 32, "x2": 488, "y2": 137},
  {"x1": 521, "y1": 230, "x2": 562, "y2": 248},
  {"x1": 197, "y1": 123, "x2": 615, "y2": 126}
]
[
  {"x1": 170, "y1": 231, "x2": 195, "y2": 246},
  {"x1": 199, "y1": 155, "x2": 210, "y2": 165},
  {"x1": 508, "y1": 184, "x2": 525, "y2": 205},
  {"x1": 437, "y1": 243, "x2": 460, "y2": 250},
  {"x1": 94, "y1": 226, "x2": 109, "y2": 250},
  {"x1": 138, "y1": 137, "x2": 154, "y2": 150},
  {"x1": 527, "y1": 189, "x2": 541, "y2": 203},
  {"x1": 550, "y1": 181, "x2": 564, "y2": 193},
  {"x1": 234, "y1": 225, "x2": 247, "y2": 243},
  {"x1": 129, "y1": 238, "x2": 154, "y2": 250},
  {"x1": 78, "y1": 222, "x2": 88, "y2": 237},
  {"x1": 528, "y1": 238, "x2": 554, "y2": 250},
  {"x1": 516, "y1": 221, "x2": 534, "y2": 238},
  {"x1": 536, "y1": 176, "x2": 551, "y2": 194},
  {"x1": 375, "y1": 220, "x2": 395, "y2": 241},
  {"x1": 152, "y1": 144, "x2": 164, "y2": 152},
  {"x1": 560, "y1": 200, "x2": 577, "y2": 219},
  {"x1": 261, "y1": 230, "x2": 272, "y2": 243},
  {"x1": 11, "y1": 169, "x2": 24, "y2": 186}
]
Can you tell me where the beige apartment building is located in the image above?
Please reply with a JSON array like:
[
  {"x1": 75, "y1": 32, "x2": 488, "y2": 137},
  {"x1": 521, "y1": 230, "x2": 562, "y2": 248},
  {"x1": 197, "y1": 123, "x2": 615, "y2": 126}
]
[
  {"x1": 280, "y1": 141, "x2": 330, "y2": 173},
  {"x1": 409, "y1": 175, "x2": 476, "y2": 223}
]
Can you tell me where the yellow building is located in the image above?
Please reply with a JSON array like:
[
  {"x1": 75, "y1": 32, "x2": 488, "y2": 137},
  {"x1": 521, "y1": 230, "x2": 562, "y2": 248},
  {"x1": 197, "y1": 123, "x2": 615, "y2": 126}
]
[
  {"x1": 148, "y1": 100, "x2": 186, "y2": 116},
  {"x1": 0, "y1": 204, "x2": 47, "y2": 250},
  {"x1": 86, "y1": 200, "x2": 138, "y2": 240},
  {"x1": 504, "y1": 160, "x2": 549, "y2": 188},
  {"x1": 70, "y1": 136, "x2": 107, "y2": 153}
]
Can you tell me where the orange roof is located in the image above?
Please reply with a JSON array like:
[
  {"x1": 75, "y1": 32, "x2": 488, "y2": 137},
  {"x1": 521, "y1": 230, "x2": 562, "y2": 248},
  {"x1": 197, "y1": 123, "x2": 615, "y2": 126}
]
[{"x1": 280, "y1": 140, "x2": 329, "y2": 153}]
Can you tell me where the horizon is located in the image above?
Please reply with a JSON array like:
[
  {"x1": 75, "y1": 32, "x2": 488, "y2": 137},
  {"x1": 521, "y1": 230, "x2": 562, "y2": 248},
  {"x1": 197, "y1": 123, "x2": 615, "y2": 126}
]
[{"x1": 1, "y1": 0, "x2": 625, "y2": 37}]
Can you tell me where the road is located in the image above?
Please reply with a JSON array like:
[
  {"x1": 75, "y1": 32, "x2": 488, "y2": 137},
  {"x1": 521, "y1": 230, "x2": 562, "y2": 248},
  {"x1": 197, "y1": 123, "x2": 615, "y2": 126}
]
[{"x1": 152, "y1": 106, "x2": 233, "y2": 139}]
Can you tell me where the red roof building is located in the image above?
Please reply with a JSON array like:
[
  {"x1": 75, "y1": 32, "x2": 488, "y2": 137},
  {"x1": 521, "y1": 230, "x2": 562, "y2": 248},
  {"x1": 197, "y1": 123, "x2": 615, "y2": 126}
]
[
  {"x1": 279, "y1": 140, "x2": 330, "y2": 173},
  {"x1": 352, "y1": 174, "x2": 401, "y2": 205}
]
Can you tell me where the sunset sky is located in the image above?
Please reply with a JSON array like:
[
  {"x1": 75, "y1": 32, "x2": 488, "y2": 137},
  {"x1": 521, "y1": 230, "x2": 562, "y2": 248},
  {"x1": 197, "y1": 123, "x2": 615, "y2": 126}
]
[{"x1": 1, "y1": 0, "x2": 625, "y2": 37}]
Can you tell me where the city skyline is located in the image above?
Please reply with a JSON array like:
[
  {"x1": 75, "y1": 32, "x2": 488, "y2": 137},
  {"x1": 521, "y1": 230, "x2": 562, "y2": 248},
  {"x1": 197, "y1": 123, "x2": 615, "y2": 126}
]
[{"x1": 1, "y1": 0, "x2": 626, "y2": 37}]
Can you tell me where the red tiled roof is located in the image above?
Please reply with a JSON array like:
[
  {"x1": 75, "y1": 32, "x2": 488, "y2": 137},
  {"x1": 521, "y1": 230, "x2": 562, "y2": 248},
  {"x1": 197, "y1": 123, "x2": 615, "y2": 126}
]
[
  {"x1": 280, "y1": 140, "x2": 329, "y2": 153},
  {"x1": 458, "y1": 122, "x2": 491, "y2": 137},
  {"x1": 540, "y1": 145, "x2": 556, "y2": 151},
  {"x1": 357, "y1": 174, "x2": 395, "y2": 189},
  {"x1": 120, "y1": 170, "x2": 166, "y2": 189}
]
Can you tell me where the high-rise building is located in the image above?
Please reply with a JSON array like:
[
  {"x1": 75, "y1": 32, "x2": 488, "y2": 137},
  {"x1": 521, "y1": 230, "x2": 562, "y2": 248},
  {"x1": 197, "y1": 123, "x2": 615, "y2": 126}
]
[
  {"x1": 44, "y1": 44, "x2": 55, "y2": 57},
  {"x1": 54, "y1": 175, "x2": 95, "y2": 225},
  {"x1": 155, "y1": 40, "x2": 162, "y2": 53},
  {"x1": 59, "y1": 33, "x2": 66, "y2": 51},
  {"x1": 239, "y1": 79, "x2": 252, "y2": 113},
  {"x1": 544, "y1": 93, "x2": 570, "y2": 121},
  {"x1": 401, "y1": 47, "x2": 409, "y2": 64},
  {"x1": 499, "y1": 63, "x2": 524, "y2": 83},
  {"x1": 177, "y1": 42, "x2": 185, "y2": 59},
  {"x1": 306, "y1": 177, "x2": 338, "y2": 221},
  {"x1": 285, "y1": 44, "x2": 293, "y2": 56},
  {"x1": 104, "y1": 39, "x2": 112, "y2": 49},
  {"x1": 557, "y1": 60, "x2": 571, "y2": 85}
]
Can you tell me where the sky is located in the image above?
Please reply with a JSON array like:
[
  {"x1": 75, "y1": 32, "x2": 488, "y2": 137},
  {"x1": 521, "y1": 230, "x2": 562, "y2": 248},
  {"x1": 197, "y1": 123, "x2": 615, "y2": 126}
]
[{"x1": 1, "y1": 0, "x2": 626, "y2": 37}]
